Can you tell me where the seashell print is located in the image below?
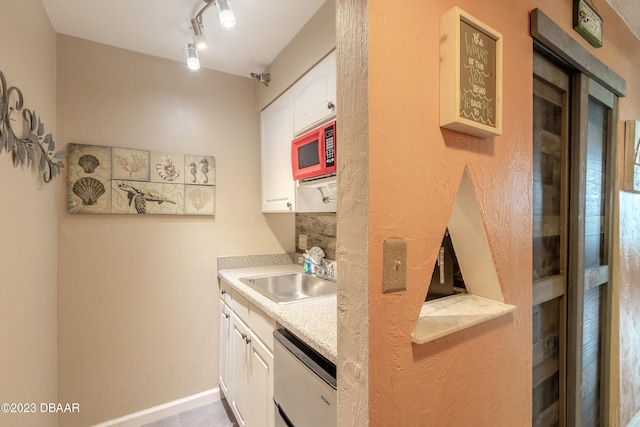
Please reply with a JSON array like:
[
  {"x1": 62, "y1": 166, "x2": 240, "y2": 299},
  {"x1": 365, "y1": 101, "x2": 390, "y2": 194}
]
[
  {"x1": 155, "y1": 155, "x2": 180, "y2": 181},
  {"x1": 73, "y1": 177, "x2": 105, "y2": 205},
  {"x1": 78, "y1": 154, "x2": 100, "y2": 173}
]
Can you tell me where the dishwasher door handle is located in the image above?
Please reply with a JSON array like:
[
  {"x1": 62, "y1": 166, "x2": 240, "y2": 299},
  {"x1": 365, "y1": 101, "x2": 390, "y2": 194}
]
[{"x1": 275, "y1": 401, "x2": 295, "y2": 427}]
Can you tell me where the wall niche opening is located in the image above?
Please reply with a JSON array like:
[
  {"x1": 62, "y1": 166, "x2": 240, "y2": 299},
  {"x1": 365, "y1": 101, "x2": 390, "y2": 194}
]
[{"x1": 412, "y1": 167, "x2": 516, "y2": 344}]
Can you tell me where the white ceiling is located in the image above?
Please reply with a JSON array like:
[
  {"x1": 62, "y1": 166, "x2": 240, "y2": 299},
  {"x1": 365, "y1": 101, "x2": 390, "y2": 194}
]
[
  {"x1": 41, "y1": 0, "x2": 326, "y2": 78},
  {"x1": 41, "y1": 0, "x2": 637, "y2": 80},
  {"x1": 605, "y1": 0, "x2": 640, "y2": 39}
]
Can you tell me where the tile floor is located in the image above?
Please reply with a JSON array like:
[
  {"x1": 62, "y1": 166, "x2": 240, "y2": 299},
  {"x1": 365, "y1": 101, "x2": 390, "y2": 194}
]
[{"x1": 141, "y1": 399, "x2": 238, "y2": 427}]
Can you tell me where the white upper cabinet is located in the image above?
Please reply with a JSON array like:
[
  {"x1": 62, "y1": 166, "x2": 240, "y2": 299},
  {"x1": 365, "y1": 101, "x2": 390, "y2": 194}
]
[
  {"x1": 260, "y1": 50, "x2": 337, "y2": 213},
  {"x1": 291, "y1": 51, "x2": 336, "y2": 135},
  {"x1": 260, "y1": 91, "x2": 296, "y2": 212}
]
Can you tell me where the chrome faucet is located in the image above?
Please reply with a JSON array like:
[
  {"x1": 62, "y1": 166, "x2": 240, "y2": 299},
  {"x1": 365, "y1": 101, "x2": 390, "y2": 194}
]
[{"x1": 301, "y1": 246, "x2": 336, "y2": 282}]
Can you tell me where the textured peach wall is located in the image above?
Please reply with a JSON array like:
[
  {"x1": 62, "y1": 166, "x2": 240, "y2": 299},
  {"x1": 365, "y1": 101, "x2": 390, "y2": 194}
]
[
  {"x1": 364, "y1": 0, "x2": 640, "y2": 425},
  {"x1": 367, "y1": 0, "x2": 532, "y2": 424}
]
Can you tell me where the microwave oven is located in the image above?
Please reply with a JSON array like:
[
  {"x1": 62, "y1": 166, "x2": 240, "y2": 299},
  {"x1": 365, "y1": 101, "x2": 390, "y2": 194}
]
[{"x1": 291, "y1": 120, "x2": 336, "y2": 181}]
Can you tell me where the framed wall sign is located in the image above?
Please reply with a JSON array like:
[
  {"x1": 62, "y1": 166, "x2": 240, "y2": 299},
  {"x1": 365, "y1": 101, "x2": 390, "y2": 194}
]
[
  {"x1": 624, "y1": 120, "x2": 640, "y2": 192},
  {"x1": 573, "y1": 0, "x2": 603, "y2": 48},
  {"x1": 440, "y1": 7, "x2": 503, "y2": 138}
]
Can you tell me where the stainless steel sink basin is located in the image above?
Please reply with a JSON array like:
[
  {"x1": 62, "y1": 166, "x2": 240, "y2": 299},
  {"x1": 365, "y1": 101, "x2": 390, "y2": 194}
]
[{"x1": 239, "y1": 272, "x2": 336, "y2": 304}]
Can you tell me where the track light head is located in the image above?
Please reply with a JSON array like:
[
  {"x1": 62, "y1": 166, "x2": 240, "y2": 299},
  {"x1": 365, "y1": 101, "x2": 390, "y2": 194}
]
[
  {"x1": 191, "y1": 17, "x2": 207, "y2": 49},
  {"x1": 216, "y1": 0, "x2": 236, "y2": 28},
  {"x1": 186, "y1": 43, "x2": 200, "y2": 70}
]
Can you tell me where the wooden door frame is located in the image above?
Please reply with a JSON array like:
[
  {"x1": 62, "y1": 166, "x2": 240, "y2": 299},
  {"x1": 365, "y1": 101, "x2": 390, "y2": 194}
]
[{"x1": 531, "y1": 8, "x2": 624, "y2": 426}]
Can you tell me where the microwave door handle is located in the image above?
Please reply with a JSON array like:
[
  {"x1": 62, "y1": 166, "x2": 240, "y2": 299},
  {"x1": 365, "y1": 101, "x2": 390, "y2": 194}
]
[{"x1": 274, "y1": 401, "x2": 295, "y2": 427}]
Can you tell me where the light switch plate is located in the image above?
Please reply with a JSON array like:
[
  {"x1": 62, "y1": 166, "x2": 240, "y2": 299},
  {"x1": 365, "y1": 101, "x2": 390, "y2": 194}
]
[{"x1": 382, "y1": 239, "x2": 407, "y2": 293}]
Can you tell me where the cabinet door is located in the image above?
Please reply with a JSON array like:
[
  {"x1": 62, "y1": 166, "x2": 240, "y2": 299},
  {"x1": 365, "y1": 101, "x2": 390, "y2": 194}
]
[
  {"x1": 230, "y1": 313, "x2": 250, "y2": 427},
  {"x1": 260, "y1": 91, "x2": 296, "y2": 212},
  {"x1": 247, "y1": 333, "x2": 274, "y2": 427},
  {"x1": 292, "y1": 51, "x2": 336, "y2": 134},
  {"x1": 219, "y1": 300, "x2": 232, "y2": 399}
]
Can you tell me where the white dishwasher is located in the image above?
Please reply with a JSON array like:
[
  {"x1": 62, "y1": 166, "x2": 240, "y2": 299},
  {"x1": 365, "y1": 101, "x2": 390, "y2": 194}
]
[{"x1": 273, "y1": 329, "x2": 337, "y2": 427}]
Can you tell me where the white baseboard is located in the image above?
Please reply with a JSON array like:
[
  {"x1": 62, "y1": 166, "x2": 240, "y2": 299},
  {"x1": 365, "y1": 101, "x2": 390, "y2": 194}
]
[
  {"x1": 92, "y1": 388, "x2": 220, "y2": 427},
  {"x1": 629, "y1": 410, "x2": 640, "y2": 427}
]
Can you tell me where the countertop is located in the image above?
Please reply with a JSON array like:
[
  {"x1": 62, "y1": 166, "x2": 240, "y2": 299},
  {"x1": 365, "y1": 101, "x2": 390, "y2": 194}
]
[{"x1": 217, "y1": 263, "x2": 337, "y2": 364}]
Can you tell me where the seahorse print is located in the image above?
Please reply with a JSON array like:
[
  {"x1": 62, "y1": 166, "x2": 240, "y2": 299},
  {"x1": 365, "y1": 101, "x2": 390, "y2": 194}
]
[
  {"x1": 190, "y1": 162, "x2": 198, "y2": 183},
  {"x1": 200, "y1": 158, "x2": 209, "y2": 184}
]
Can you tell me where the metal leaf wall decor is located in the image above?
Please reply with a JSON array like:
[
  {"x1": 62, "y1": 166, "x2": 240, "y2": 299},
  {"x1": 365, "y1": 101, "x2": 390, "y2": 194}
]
[{"x1": 0, "y1": 70, "x2": 64, "y2": 182}]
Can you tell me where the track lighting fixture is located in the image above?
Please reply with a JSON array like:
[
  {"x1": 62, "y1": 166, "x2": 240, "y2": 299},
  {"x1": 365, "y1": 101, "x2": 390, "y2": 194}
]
[
  {"x1": 186, "y1": 43, "x2": 200, "y2": 70},
  {"x1": 187, "y1": 0, "x2": 237, "y2": 70}
]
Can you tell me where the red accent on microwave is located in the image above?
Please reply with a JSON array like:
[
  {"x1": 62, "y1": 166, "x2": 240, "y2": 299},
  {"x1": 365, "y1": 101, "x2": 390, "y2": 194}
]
[{"x1": 291, "y1": 121, "x2": 336, "y2": 181}]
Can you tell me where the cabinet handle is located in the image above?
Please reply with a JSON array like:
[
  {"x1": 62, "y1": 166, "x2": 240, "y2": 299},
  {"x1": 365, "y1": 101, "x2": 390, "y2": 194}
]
[
  {"x1": 240, "y1": 333, "x2": 251, "y2": 344},
  {"x1": 327, "y1": 101, "x2": 335, "y2": 110},
  {"x1": 224, "y1": 313, "x2": 230, "y2": 319},
  {"x1": 286, "y1": 201, "x2": 292, "y2": 209},
  {"x1": 221, "y1": 289, "x2": 227, "y2": 295}
]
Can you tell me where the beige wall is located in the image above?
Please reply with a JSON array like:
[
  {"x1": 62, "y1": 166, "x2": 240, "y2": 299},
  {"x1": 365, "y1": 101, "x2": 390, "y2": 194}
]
[
  {"x1": 56, "y1": 35, "x2": 289, "y2": 426},
  {"x1": 0, "y1": 1, "x2": 58, "y2": 426},
  {"x1": 336, "y1": 0, "x2": 640, "y2": 425}
]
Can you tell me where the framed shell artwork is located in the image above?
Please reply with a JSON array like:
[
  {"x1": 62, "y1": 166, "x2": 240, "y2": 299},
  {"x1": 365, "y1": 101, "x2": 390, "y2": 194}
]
[{"x1": 67, "y1": 143, "x2": 215, "y2": 215}]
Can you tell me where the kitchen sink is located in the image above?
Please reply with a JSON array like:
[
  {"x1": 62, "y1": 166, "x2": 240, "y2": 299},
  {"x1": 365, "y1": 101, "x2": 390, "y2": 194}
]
[{"x1": 239, "y1": 272, "x2": 336, "y2": 304}]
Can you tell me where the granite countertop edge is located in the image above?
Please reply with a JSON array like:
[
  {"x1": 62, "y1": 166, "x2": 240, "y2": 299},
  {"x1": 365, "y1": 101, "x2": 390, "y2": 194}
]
[{"x1": 217, "y1": 259, "x2": 337, "y2": 364}]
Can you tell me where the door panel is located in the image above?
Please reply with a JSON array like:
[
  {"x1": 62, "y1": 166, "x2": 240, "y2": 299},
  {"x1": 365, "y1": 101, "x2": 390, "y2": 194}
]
[
  {"x1": 576, "y1": 93, "x2": 612, "y2": 427},
  {"x1": 532, "y1": 52, "x2": 569, "y2": 427},
  {"x1": 567, "y1": 75, "x2": 614, "y2": 427}
]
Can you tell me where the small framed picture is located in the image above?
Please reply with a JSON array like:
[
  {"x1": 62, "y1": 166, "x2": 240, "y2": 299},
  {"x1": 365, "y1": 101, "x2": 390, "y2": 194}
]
[
  {"x1": 440, "y1": 7, "x2": 503, "y2": 138},
  {"x1": 573, "y1": 0, "x2": 603, "y2": 48}
]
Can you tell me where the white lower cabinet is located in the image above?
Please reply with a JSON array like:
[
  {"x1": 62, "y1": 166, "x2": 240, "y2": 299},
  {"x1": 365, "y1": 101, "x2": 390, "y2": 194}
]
[
  {"x1": 219, "y1": 300, "x2": 232, "y2": 397},
  {"x1": 231, "y1": 313, "x2": 251, "y2": 427},
  {"x1": 247, "y1": 331, "x2": 274, "y2": 427},
  {"x1": 219, "y1": 281, "x2": 274, "y2": 427}
]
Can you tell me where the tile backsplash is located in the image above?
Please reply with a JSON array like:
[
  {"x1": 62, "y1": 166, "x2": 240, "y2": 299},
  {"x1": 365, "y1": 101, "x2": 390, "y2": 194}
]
[{"x1": 295, "y1": 212, "x2": 336, "y2": 260}]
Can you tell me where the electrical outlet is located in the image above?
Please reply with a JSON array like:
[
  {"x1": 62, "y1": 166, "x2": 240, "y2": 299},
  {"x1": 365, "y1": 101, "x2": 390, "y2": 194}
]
[{"x1": 298, "y1": 234, "x2": 307, "y2": 250}]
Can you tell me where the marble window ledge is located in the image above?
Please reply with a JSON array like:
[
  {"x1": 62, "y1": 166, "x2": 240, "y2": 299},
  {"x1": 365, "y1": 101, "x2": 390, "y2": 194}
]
[{"x1": 411, "y1": 294, "x2": 517, "y2": 344}]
